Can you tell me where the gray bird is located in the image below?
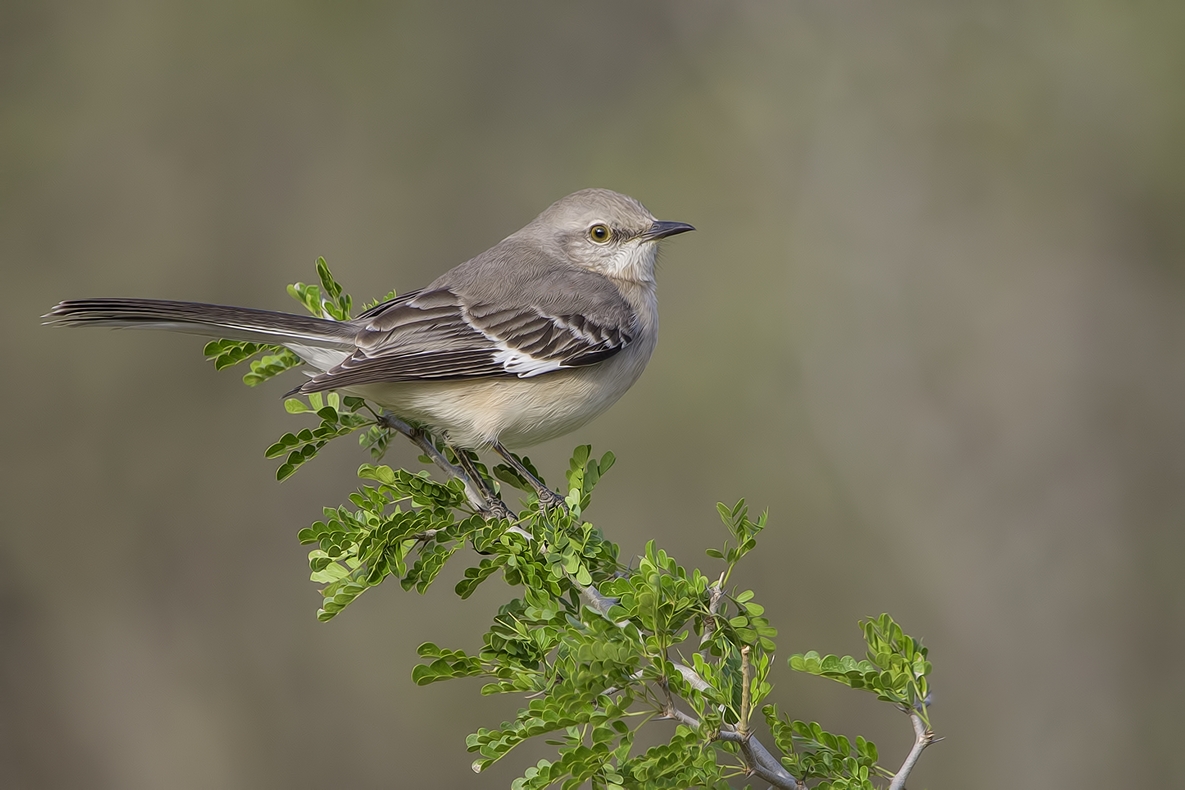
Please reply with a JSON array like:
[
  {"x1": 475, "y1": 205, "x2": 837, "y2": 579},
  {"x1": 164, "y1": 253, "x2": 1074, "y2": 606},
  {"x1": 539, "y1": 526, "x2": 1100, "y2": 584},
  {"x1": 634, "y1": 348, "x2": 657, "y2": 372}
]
[{"x1": 45, "y1": 188, "x2": 694, "y2": 509}]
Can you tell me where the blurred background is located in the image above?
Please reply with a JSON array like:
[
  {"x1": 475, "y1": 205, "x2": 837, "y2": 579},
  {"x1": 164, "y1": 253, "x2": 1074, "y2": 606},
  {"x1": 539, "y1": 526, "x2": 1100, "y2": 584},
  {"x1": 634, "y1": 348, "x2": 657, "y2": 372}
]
[{"x1": 3, "y1": 1, "x2": 1183, "y2": 787}]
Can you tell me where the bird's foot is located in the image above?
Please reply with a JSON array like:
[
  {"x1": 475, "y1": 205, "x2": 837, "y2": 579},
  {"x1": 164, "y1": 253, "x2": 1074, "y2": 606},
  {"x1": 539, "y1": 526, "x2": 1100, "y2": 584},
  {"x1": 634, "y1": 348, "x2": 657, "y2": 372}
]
[
  {"x1": 534, "y1": 486, "x2": 569, "y2": 515},
  {"x1": 489, "y1": 441, "x2": 570, "y2": 517},
  {"x1": 482, "y1": 499, "x2": 515, "y2": 522}
]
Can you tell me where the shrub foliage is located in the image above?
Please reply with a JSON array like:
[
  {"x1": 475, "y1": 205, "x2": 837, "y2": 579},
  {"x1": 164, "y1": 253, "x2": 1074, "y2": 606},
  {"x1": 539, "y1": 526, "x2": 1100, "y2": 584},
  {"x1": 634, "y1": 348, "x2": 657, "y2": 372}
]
[{"x1": 205, "y1": 259, "x2": 937, "y2": 789}]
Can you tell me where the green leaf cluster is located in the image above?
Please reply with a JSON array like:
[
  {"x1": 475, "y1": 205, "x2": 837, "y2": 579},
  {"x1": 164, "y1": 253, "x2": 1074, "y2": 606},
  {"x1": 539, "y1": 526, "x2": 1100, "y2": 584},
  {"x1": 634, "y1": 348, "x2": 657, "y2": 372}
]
[
  {"x1": 789, "y1": 613, "x2": 932, "y2": 722},
  {"x1": 287, "y1": 256, "x2": 354, "y2": 320},
  {"x1": 764, "y1": 705, "x2": 885, "y2": 789},
  {"x1": 296, "y1": 460, "x2": 475, "y2": 620},
  {"x1": 203, "y1": 338, "x2": 272, "y2": 370},
  {"x1": 705, "y1": 500, "x2": 766, "y2": 586},
  {"x1": 266, "y1": 392, "x2": 374, "y2": 481},
  {"x1": 242, "y1": 349, "x2": 302, "y2": 386},
  {"x1": 198, "y1": 258, "x2": 938, "y2": 789},
  {"x1": 203, "y1": 338, "x2": 303, "y2": 387}
]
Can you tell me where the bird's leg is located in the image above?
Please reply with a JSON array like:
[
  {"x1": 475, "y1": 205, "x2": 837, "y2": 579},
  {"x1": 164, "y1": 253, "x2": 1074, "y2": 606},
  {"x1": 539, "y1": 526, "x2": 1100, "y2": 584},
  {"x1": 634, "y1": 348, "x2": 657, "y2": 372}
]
[
  {"x1": 449, "y1": 445, "x2": 514, "y2": 521},
  {"x1": 377, "y1": 413, "x2": 512, "y2": 521},
  {"x1": 490, "y1": 441, "x2": 569, "y2": 513}
]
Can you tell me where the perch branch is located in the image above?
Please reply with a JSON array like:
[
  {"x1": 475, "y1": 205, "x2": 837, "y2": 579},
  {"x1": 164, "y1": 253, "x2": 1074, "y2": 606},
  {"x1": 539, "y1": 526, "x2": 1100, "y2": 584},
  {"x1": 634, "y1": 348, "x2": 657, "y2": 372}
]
[
  {"x1": 665, "y1": 662, "x2": 802, "y2": 789},
  {"x1": 379, "y1": 413, "x2": 514, "y2": 521},
  {"x1": 660, "y1": 701, "x2": 803, "y2": 790},
  {"x1": 888, "y1": 709, "x2": 937, "y2": 790}
]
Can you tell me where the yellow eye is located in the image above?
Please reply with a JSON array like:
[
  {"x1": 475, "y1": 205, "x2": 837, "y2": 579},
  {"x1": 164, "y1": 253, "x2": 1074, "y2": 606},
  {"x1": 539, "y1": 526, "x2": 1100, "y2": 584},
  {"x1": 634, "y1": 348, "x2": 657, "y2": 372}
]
[{"x1": 588, "y1": 223, "x2": 612, "y2": 244}]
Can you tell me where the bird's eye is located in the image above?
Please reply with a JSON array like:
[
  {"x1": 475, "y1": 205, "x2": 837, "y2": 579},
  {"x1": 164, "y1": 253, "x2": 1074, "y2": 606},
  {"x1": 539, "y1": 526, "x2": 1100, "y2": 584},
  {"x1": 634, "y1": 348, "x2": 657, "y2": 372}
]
[{"x1": 588, "y1": 223, "x2": 612, "y2": 244}]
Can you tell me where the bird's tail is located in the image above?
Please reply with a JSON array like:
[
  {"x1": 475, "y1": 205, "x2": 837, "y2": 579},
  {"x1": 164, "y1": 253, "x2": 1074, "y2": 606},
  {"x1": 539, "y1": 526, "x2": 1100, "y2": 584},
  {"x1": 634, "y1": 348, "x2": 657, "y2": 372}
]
[{"x1": 44, "y1": 298, "x2": 359, "y2": 349}]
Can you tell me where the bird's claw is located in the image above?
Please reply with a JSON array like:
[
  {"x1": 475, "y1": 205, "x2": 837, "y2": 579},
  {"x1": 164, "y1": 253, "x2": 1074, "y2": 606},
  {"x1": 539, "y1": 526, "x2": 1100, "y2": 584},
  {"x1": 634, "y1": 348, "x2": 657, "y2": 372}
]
[
  {"x1": 482, "y1": 499, "x2": 515, "y2": 522},
  {"x1": 535, "y1": 487, "x2": 569, "y2": 515}
]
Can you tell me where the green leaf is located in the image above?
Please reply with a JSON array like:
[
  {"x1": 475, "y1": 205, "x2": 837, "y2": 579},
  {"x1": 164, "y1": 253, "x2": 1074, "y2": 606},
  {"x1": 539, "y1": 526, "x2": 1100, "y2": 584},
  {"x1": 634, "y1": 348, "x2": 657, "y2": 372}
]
[
  {"x1": 316, "y1": 256, "x2": 342, "y2": 301},
  {"x1": 204, "y1": 339, "x2": 274, "y2": 371},
  {"x1": 456, "y1": 559, "x2": 502, "y2": 599},
  {"x1": 310, "y1": 561, "x2": 349, "y2": 583},
  {"x1": 598, "y1": 451, "x2": 615, "y2": 475},
  {"x1": 359, "y1": 463, "x2": 397, "y2": 485},
  {"x1": 284, "y1": 398, "x2": 309, "y2": 414},
  {"x1": 494, "y1": 464, "x2": 532, "y2": 492},
  {"x1": 243, "y1": 350, "x2": 302, "y2": 386}
]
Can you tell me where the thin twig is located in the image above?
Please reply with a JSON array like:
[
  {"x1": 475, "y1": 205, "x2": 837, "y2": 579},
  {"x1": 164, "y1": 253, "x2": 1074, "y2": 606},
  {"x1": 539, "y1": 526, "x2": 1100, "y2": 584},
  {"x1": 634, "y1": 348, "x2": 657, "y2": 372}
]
[
  {"x1": 699, "y1": 574, "x2": 726, "y2": 657},
  {"x1": 379, "y1": 414, "x2": 482, "y2": 505},
  {"x1": 671, "y1": 662, "x2": 712, "y2": 693},
  {"x1": 601, "y1": 669, "x2": 645, "y2": 698},
  {"x1": 573, "y1": 581, "x2": 623, "y2": 623},
  {"x1": 662, "y1": 704, "x2": 701, "y2": 730},
  {"x1": 739, "y1": 645, "x2": 752, "y2": 738},
  {"x1": 888, "y1": 710, "x2": 936, "y2": 790},
  {"x1": 451, "y1": 445, "x2": 501, "y2": 505},
  {"x1": 379, "y1": 413, "x2": 514, "y2": 520}
]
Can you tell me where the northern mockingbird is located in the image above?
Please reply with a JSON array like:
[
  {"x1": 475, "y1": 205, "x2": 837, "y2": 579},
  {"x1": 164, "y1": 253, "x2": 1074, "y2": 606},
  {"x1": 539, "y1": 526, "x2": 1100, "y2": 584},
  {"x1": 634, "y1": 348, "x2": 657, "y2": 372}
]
[{"x1": 46, "y1": 188, "x2": 694, "y2": 509}]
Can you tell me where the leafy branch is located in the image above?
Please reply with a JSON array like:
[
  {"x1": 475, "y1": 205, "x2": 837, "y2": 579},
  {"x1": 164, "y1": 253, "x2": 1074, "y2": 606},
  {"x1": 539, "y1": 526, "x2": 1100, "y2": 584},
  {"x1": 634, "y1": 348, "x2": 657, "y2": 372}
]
[{"x1": 205, "y1": 259, "x2": 939, "y2": 788}]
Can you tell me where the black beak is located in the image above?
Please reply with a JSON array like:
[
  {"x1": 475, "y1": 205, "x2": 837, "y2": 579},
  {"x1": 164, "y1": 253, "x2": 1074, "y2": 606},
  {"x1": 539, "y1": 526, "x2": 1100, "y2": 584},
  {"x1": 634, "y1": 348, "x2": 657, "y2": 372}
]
[{"x1": 643, "y1": 220, "x2": 696, "y2": 241}]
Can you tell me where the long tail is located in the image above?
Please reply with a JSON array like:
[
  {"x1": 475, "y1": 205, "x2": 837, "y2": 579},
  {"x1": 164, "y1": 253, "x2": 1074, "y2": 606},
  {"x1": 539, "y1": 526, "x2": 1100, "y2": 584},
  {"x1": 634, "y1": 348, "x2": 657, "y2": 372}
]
[{"x1": 44, "y1": 298, "x2": 359, "y2": 348}]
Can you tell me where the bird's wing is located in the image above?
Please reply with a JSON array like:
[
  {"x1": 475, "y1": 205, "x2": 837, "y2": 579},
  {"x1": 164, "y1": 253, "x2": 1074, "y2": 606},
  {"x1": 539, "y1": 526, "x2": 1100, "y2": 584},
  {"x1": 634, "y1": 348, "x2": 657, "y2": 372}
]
[
  {"x1": 352, "y1": 289, "x2": 423, "y2": 320},
  {"x1": 296, "y1": 283, "x2": 635, "y2": 393}
]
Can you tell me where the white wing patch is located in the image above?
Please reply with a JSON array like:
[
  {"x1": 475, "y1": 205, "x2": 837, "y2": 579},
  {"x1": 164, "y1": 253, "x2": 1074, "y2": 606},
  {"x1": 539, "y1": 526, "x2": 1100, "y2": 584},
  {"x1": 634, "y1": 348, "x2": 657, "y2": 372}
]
[
  {"x1": 492, "y1": 345, "x2": 567, "y2": 378},
  {"x1": 285, "y1": 343, "x2": 351, "y2": 373},
  {"x1": 462, "y1": 306, "x2": 588, "y2": 379}
]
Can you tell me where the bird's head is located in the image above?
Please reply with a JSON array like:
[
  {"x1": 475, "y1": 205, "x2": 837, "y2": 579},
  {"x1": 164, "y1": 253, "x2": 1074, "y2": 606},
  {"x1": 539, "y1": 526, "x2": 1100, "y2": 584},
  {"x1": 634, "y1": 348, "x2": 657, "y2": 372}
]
[{"x1": 526, "y1": 188, "x2": 694, "y2": 285}]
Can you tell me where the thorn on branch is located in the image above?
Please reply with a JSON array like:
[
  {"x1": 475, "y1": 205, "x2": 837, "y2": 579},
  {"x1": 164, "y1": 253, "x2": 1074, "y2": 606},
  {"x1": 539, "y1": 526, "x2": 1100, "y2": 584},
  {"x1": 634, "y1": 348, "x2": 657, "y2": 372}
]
[
  {"x1": 660, "y1": 702, "x2": 701, "y2": 730},
  {"x1": 888, "y1": 709, "x2": 939, "y2": 790}
]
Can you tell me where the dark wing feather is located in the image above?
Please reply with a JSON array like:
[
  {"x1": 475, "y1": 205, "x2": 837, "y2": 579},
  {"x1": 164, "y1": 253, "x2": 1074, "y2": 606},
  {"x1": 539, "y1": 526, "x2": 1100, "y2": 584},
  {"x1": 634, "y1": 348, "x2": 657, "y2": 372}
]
[
  {"x1": 353, "y1": 289, "x2": 423, "y2": 320},
  {"x1": 295, "y1": 283, "x2": 635, "y2": 393}
]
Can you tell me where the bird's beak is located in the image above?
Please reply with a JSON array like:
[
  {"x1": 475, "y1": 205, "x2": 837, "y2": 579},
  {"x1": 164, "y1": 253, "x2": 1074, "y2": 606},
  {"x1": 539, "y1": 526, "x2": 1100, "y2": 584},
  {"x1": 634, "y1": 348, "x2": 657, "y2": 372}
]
[{"x1": 642, "y1": 220, "x2": 696, "y2": 241}]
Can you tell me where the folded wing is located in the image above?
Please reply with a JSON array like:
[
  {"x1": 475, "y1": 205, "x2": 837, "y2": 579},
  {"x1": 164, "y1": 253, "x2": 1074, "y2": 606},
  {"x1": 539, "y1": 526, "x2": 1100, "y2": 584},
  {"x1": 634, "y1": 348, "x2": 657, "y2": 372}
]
[{"x1": 294, "y1": 285, "x2": 635, "y2": 393}]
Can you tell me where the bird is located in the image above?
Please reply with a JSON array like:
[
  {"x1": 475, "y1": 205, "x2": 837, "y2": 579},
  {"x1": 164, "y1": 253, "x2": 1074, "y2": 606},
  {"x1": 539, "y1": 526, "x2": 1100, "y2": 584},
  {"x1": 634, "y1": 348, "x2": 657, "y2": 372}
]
[{"x1": 45, "y1": 188, "x2": 694, "y2": 511}]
